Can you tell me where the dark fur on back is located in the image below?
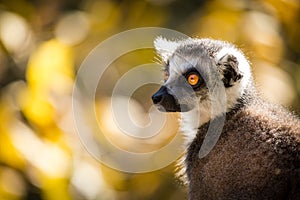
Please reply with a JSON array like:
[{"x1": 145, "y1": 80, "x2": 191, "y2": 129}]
[{"x1": 186, "y1": 83, "x2": 300, "y2": 200}]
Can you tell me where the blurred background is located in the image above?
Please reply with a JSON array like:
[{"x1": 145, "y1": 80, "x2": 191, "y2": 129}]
[{"x1": 0, "y1": 0, "x2": 299, "y2": 199}]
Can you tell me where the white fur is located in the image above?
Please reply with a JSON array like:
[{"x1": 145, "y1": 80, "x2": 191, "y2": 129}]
[
  {"x1": 180, "y1": 109, "x2": 200, "y2": 146},
  {"x1": 215, "y1": 47, "x2": 252, "y2": 112},
  {"x1": 154, "y1": 37, "x2": 181, "y2": 62},
  {"x1": 180, "y1": 101, "x2": 213, "y2": 144}
]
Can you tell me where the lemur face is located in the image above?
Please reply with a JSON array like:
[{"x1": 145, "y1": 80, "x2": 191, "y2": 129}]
[
  {"x1": 152, "y1": 52, "x2": 211, "y2": 112},
  {"x1": 152, "y1": 37, "x2": 250, "y2": 114}
]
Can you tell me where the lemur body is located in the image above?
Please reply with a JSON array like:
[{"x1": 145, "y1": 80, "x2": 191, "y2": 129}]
[{"x1": 152, "y1": 38, "x2": 300, "y2": 200}]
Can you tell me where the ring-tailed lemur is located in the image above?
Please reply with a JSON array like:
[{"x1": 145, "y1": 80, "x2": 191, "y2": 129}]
[{"x1": 152, "y1": 37, "x2": 300, "y2": 200}]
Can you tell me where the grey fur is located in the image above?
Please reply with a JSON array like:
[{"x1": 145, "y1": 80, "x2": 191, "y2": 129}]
[{"x1": 153, "y1": 38, "x2": 300, "y2": 200}]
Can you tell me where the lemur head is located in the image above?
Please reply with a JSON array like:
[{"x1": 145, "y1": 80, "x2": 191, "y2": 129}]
[{"x1": 152, "y1": 37, "x2": 252, "y2": 120}]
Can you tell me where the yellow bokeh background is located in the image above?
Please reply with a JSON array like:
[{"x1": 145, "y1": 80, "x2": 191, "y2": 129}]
[{"x1": 0, "y1": 0, "x2": 299, "y2": 199}]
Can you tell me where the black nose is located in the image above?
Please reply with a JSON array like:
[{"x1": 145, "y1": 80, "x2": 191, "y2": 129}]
[
  {"x1": 152, "y1": 94, "x2": 162, "y2": 104},
  {"x1": 152, "y1": 86, "x2": 167, "y2": 104}
]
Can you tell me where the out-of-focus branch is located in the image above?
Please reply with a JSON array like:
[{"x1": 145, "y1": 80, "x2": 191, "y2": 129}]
[{"x1": 0, "y1": 39, "x2": 25, "y2": 89}]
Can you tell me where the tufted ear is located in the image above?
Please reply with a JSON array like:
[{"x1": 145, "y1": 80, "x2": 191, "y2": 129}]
[
  {"x1": 154, "y1": 36, "x2": 180, "y2": 62},
  {"x1": 217, "y1": 54, "x2": 243, "y2": 88}
]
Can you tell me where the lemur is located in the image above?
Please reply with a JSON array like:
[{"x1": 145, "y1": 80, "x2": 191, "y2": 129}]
[{"x1": 151, "y1": 37, "x2": 300, "y2": 200}]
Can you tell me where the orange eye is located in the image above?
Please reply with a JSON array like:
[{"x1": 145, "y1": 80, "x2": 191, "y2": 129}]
[{"x1": 187, "y1": 74, "x2": 199, "y2": 86}]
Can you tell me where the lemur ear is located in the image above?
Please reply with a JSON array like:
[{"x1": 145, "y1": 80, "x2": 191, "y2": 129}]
[
  {"x1": 154, "y1": 37, "x2": 180, "y2": 62},
  {"x1": 217, "y1": 54, "x2": 243, "y2": 87}
]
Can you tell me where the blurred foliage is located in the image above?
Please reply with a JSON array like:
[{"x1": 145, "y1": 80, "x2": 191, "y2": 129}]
[{"x1": 0, "y1": 0, "x2": 299, "y2": 200}]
